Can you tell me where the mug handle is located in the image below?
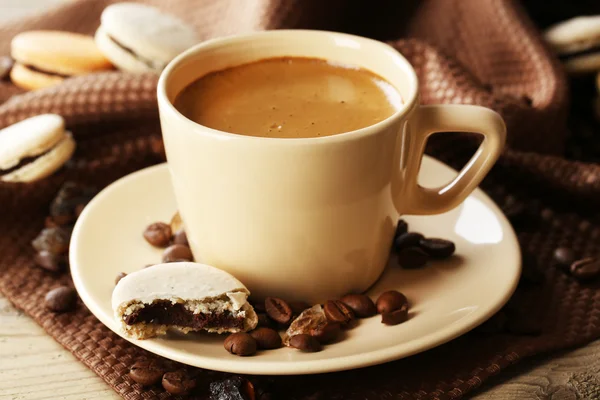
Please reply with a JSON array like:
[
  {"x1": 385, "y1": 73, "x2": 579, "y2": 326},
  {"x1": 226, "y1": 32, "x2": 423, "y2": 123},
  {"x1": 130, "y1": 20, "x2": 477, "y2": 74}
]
[{"x1": 403, "y1": 104, "x2": 506, "y2": 215}]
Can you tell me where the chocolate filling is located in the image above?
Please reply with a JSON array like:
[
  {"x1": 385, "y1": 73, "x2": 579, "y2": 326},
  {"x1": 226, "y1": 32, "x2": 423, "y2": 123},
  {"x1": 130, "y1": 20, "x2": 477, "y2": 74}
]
[
  {"x1": 559, "y1": 45, "x2": 600, "y2": 61},
  {"x1": 106, "y1": 34, "x2": 162, "y2": 70},
  {"x1": 22, "y1": 64, "x2": 71, "y2": 78},
  {"x1": 0, "y1": 148, "x2": 52, "y2": 175},
  {"x1": 123, "y1": 300, "x2": 245, "y2": 330}
]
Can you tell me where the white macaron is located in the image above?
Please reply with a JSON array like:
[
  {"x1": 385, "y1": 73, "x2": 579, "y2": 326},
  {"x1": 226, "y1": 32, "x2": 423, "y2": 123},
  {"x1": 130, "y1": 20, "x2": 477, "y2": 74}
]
[
  {"x1": 0, "y1": 114, "x2": 75, "y2": 182},
  {"x1": 544, "y1": 16, "x2": 600, "y2": 74},
  {"x1": 95, "y1": 2, "x2": 199, "y2": 73}
]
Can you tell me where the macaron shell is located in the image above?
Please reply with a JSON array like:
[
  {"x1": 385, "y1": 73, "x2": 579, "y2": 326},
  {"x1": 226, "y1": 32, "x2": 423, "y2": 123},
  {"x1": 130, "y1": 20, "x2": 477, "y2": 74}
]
[
  {"x1": 564, "y1": 52, "x2": 600, "y2": 74},
  {"x1": 11, "y1": 31, "x2": 113, "y2": 76},
  {"x1": 9, "y1": 62, "x2": 64, "y2": 91},
  {"x1": 94, "y1": 27, "x2": 154, "y2": 73},
  {"x1": 0, "y1": 113, "x2": 65, "y2": 170},
  {"x1": 1, "y1": 132, "x2": 75, "y2": 182},
  {"x1": 100, "y1": 3, "x2": 198, "y2": 69},
  {"x1": 544, "y1": 16, "x2": 600, "y2": 55}
]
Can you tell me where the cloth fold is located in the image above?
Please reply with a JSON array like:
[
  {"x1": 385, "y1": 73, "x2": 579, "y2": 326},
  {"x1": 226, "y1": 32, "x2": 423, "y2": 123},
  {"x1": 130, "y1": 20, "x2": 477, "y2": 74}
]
[{"x1": 2, "y1": 0, "x2": 600, "y2": 399}]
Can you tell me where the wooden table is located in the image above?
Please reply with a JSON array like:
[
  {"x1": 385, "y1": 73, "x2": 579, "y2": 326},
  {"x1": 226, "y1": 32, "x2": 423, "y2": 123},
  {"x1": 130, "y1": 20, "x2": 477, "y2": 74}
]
[
  {"x1": 3, "y1": 2, "x2": 600, "y2": 399},
  {"x1": 3, "y1": 295, "x2": 600, "y2": 400}
]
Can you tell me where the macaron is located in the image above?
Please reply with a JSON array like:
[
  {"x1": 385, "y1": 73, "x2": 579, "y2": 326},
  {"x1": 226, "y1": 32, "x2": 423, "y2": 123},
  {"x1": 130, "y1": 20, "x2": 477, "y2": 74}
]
[
  {"x1": 10, "y1": 31, "x2": 113, "y2": 90},
  {"x1": 544, "y1": 16, "x2": 600, "y2": 74},
  {"x1": 0, "y1": 114, "x2": 75, "y2": 182},
  {"x1": 95, "y1": 3, "x2": 198, "y2": 73}
]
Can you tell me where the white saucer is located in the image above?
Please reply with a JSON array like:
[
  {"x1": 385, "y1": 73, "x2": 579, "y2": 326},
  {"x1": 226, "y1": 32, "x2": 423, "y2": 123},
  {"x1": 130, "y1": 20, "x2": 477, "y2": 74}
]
[{"x1": 70, "y1": 157, "x2": 520, "y2": 375}]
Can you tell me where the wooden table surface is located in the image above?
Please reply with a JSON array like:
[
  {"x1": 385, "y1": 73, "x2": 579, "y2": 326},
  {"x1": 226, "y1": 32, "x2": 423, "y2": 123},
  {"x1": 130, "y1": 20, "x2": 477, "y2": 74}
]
[{"x1": 2, "y1": 2, "x2": 600, "y2": 399}]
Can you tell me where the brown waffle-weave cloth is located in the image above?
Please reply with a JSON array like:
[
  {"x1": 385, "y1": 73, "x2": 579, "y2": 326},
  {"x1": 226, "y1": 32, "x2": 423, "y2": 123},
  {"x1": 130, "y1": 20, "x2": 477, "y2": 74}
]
[{"x1": 2, "y1": 0, "x2": 600, "y2": 399}]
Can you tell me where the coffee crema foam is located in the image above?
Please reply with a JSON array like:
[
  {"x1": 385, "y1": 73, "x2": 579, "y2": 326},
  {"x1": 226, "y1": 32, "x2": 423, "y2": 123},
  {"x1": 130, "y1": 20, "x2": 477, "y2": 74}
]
[{"x1": 174, "y1": 57, "x2": 403, "y2": 138}]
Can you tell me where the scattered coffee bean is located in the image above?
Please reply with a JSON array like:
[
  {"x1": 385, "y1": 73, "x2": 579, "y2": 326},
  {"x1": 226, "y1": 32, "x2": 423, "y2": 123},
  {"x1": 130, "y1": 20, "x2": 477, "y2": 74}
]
[
  {"x1": 289, "y1": 334, "x2": 322, "y2": 352},
  {"x1": 289, "y1": 300, "x2": 311, "y2": 315},
  {"x1": 0, "y1": 56, "x2": 13, "y2": 80},
  {"x1": 553, "y1": 247, "x2": 576, "y2": 271},
  {"x1": 394, "y1": 232, "x2": 424, "y2": 251},
  {"x1": 172, "y1": 229, "x2": 188, "y2": 246},
  {"x1": 210, "y1": 376, "x2": 256, "y2": 400},
  {"x1": 250, "y1": 327, "x2": 282, "y2": 349},
  {"x1": 570, "y1": 257, "x2": 600, "y2": 282},
  {"x1": 50, "y1": 182, "x2": 95, "y2": 220},
  {"x1": 34, "y1": 250, "x2": 64, "y2": 273},
  {"x1": 397, "y1": 247, "x2": 429, "y2": 269},
  {"x1": 419, "y1": 238, "x2": 455, "y2": 259},
  {"x1": 162, "y1": 244, "x2": 193, "y2": 263},
  {"x1": 224, "y1": 332, "x2": 257, "y2": 356},
  {"x1": 44, "y1": 215, "x2": 72, "y2": 228},
  {"x1": 256, "y1": 313, "x2": 275, "y2": 329},
  {"x1": 340, "y1": 294, "x2": 377, "y2": 318},
  {"x1": 381, "y1": 304, "x2": 408, "y2": 326},
  {"x1": 162, "y1": 370, "x2": 196, "y2": 395},
  {"x1": 506, "y1": 309, "x2": 542, "y2": 336},
  {"x1": 324, "y1": 300, "x2": 354, "y2": 324},
  {"x1": 129, "y1": 359, "x2": 165, "y2": 386},
  {"x1": 519, "y1": 252, "x2": 544, "y2": 287},
  {"x1": 376, "y1": 290, "x2": 407, "y2": 314},
  {"x1": 310, "y1": 322, "x2": 340, "y2": 344},
  {"x1": 265, "y1": 297, "x2": 293, "y2": 325},
  {"x1": 475, "y1": 311, "x2": 508, "y2": 334},
  {"x1": 394, "y1": 219, "x2": 408, "y2": 238},
  {"x1": 32, "y1": 227, "x2": 70, "y2": 255},
  {"x1": 143, "y1": 222, "x2": 172, "y2": 247},
  {"x1": 115, "y1": 272, "x2": 127, "y2": 285},
  {"x1": 45, "y1": 286, "x2": 77, "y2": 312}
]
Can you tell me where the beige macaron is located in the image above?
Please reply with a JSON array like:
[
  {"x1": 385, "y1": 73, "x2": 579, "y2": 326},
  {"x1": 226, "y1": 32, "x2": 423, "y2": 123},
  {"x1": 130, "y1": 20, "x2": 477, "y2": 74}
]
[
  {"x1": 10, "y1": 30, "x2": 113, "y2": 90},
  {"x1": 0, "y1": 114, "x2": 76, "y2": 182},
  {"x1": 544, "y1": 16, "x2": 600, "y2": 74}
]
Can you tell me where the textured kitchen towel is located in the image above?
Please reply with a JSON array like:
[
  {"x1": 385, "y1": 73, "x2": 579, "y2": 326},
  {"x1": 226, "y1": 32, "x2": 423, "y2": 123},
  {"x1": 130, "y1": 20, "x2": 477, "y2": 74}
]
[{"x1": 2, "y1": 0, "x2": 600, "y2": 399}]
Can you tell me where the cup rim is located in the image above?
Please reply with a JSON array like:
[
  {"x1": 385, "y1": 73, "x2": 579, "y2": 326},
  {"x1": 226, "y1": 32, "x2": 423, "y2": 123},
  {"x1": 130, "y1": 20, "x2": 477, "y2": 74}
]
[{"x1": 157, "y1": 29, "x2": 419, "y2": 143}]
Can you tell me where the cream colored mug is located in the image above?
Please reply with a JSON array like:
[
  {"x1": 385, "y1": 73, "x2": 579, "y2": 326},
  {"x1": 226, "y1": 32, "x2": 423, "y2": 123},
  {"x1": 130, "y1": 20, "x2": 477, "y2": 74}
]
[{"x1": 157, "y1": 30, "x2": 506, "y2": 303}]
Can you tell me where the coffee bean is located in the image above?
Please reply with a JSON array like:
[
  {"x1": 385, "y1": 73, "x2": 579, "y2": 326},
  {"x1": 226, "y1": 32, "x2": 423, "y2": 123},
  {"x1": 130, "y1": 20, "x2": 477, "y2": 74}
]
[
  {"x1": 265, "y1": 297, "x2": 293, "y2": 325},
  {"x1": 34, "y1": 250, "x2": 64, "y2": 273},
  {"x1": 394, "y1": 232, "x2": 424, "y2": 251},
  {"x1": 0, "y1": 56, "x2": 13, "y2": 80},
  {"x1": 162, "y1": 370, "x2": 196, "y2": 395},
  {"x1": 419, "y1": 238, "x2": 455, "y2": 259},
  {"x1": 570, "y1": 258, "x2": 600, "y2": 282},
  {"x1": 381, "y1": 304, "x2": 408, "y2": 325},
  {"x1": 172, "y1": 229, "x2": 188, "y2": 246},
  {"x1": 250, "y1": 327, "x2": 282, "y2": 349},
  {"x1": 209, "y1": 376, "x2": 256, "y2": 400},
  {"x1": 289, "y1": 334, "x2": 321, "y2": 352},
  {"x1": 115, "y1": 272, "x2": 127, "y2": 285},
  {"x1": 289, "y1": 300, "x2": 311, "y2": 315},
  {"x1": 162, "y1": 244, "x2": 193, "y2": 263},
  {"x1": 397, "y1": 247, "x2": 429, "y2": 269},
  {"x1": 376, "y1": 290, "x2": 407, "y2": 314},
  {"x1": 44, "y1": 215, "x2": 72, "y2": 228},
  {"x1": 224, "y1": 332, "x2": 257, "y2": 356},
  {"x1": 553, "y1": 247, "x2": 576, "y2": 271},
  {"x1": 50, "y1": 182, "x2": 95, "y2": 219},
  {"x1": 129, "y1": 359, "x2": 165, "y2": 386},
  {"x1": 32, "y1": 227, "x2": 70, "y2": 255},
  {"x1": 256, "y1": 313, "x2": 275, "y2": 329},
  {"x1": 310, "y1": 322, "x2": 340, "y2": 344},
  {"x1": 394, "y1": 219, "x2": 408, "y2": 238},
  {"x1": 324, "y1": 300, "x2": 354, "y2": 324},
  {"x1": 340, "y1": 294, "x2": 376, "y2": 318},
  {"x1": 45, "y1": 286, "x2": 77, "y2": 312},
  {"x1": 519, "y1": 252, "x2": 544, "y2": 287},
  {"x1": 475, "y1": 311, "x2": 508, "y2": 334},
  {"x1": 143, "y1": 222, "x2": 172, "y2": 247},
  {"x1": 506, "y1": 309, "x2": 542, "y2": 336}
]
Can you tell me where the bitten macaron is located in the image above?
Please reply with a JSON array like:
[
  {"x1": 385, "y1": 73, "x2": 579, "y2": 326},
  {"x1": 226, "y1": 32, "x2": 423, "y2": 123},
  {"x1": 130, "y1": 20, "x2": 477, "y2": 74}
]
[
  {"x1": 0, "y1": 114, "x2": 75, "y2": 182},
  {"x1": 10, "y1": 30, "x2": 113, "y2": 90},
  {"x1": 95, "y1": 2, "x2": 198, "y2": 73},
  {"x1": 544, "y1": 16, "x2": 600, "y2": 74}
]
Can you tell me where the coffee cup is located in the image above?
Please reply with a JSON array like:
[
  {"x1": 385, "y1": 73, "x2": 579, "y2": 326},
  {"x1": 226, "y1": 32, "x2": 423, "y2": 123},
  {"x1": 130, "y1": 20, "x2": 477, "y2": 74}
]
[{"x1": 157, "y1": 30, "x2": 505, "y2": 303}]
